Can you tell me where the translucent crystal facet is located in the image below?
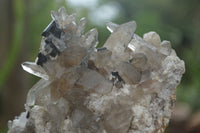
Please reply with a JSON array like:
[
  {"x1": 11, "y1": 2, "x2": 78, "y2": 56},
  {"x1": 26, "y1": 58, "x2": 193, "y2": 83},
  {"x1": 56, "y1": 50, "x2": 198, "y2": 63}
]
[{"x1": 21, "y1": 62, "x2": 49, "y2": 80}]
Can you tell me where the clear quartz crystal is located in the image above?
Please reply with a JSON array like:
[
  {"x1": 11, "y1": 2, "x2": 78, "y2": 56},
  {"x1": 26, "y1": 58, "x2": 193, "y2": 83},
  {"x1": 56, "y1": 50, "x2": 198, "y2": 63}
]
[
  {"x1": 84, "y1": 28, "x2": 98, "y2": 49},
  {"x1": 130, "y1": 53, "x2": 147, "y2": 71},
  {"x1": 21, "y1": 62, "x2": 49, "y2": 80},
  {"x1": 104, "y1": 21, "x2": 136, "y2": 59},
  {"x1": 117, "y1": 62, "x2": 141, "y2": 84},
  {"x1": 143, "y1": 31, "x2": 161, "y2": 47},
  {"x1": 26, "y1": 79, "x2": 51, "y2": 106},
  {"x1": 159, "y1": 40, "x2": 172, "y2": 55},
  {"x1": 8, "y1": 7, "x2": 185, "y2": 133},
  {"x1": 76, "y1": 17, "x2": 87, "y2": 36}
]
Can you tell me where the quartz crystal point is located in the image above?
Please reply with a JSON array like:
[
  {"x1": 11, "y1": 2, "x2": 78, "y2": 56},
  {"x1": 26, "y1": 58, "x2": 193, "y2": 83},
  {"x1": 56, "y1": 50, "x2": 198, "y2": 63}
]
[{"x1": 8, "y1": 7, "x2": 185, "y2": 133}]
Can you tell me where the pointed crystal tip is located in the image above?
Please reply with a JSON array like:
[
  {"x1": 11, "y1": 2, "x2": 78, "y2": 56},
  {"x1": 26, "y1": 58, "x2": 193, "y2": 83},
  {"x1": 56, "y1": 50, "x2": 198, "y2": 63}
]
[
  {"x1": 106, "y1": 22, "x2": 119, "y2": 33},
  {"x1": 21, "y1": 62, "x2": 49, "y2": 80}
]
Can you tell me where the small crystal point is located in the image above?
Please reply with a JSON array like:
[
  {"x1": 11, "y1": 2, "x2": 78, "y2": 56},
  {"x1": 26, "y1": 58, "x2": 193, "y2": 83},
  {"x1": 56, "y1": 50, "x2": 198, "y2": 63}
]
[
  {"x1": 66, "y1": 13, "x2": 76, "y2": 24},
  {"x1": 77, "y1": 17, "x2": 87, "y2": 36},
  {"x1": 51, "y1": 10, "x2": 59, "y2": 20},
  {"x1": 106, "y1": 22, "x2": 119, "y2": 33},
  {"x1": 143, "y1": 31, "x2": 161, "y2": 47},
  {"x1": 58, "y1": 7, "x2": 68, "y2": 19},
  {"x1": 159, "y1": 40, "x2": 172, "y2": 55},
  {"x1": 104, "y1": 21, "x2": 136, "y2": 58},
  {"x1": 21, "y1": 62, "x2": 49, "y2": 80},
  {"x1": 118, "y1": 21, "x2": 137, "y2": 33},
  {"x1": 84, "y1": 28, "x2": 98, "y2": 49}
]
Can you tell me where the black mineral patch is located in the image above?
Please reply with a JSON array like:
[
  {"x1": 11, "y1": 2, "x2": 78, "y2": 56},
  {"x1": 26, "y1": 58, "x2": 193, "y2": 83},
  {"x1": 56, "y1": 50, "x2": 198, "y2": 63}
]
[
  {"x1": 42, "y1": 20, "x2": 62, "y2": 38},
  {"x1": 111, "y1": 72, "x2": 124, "y2": 82},
  {"x1": 111, "y1": 72, "x2": 125, "y2": 88},
  {"x1": 97, "y1": 47, "x2": 107, "y2": 51},
  {"x1": 45, "y1": 38, "x2": 60, "y2": 57},
  {"x1": 26, "y1": 111, "x2": 30, "y2": 119},
  {"x1": 49, "y1": 47, "x2": 60, "y2": 57},
  {"x1": 37, "y1": 52, "x2": 47, "y2": 66}
]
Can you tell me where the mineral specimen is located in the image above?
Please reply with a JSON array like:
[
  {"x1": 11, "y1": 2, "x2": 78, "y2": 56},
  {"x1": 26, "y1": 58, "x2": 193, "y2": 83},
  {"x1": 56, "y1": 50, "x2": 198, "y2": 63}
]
[{"x1": 8, "y1": 7, "x2": 185, "y2": 133}]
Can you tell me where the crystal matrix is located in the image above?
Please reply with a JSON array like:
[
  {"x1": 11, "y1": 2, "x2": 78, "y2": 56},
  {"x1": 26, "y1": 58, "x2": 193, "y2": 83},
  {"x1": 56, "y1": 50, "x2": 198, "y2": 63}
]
[{"x1": 8, "y1": 7, "x2": 185, "y2": 133}]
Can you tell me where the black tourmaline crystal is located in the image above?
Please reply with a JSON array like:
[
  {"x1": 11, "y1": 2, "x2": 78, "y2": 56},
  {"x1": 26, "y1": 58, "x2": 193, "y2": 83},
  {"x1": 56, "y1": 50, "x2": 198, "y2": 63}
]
[
  {"x1": 36, "y1": 53, "x2": 47, "y2": 66},
  {"x1": 45, "y1": 38, "x2": 60, "y2": 57},
  {"x1": 42, "y1": 20, "x2": 62, "y2": 38}
]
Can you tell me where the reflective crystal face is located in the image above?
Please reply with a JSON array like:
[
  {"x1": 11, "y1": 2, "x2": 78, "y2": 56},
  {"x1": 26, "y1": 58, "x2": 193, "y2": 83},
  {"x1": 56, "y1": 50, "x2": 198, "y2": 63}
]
[{"x1": 9, "y1": 7, "x2": 185, "y2": 133}]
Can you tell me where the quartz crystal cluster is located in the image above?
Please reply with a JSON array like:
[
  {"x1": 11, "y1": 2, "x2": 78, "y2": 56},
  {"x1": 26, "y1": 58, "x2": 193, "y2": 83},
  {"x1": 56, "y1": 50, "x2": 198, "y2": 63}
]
[{"x1": 8, "y1": 7, "x2": 185, "y2": 133}]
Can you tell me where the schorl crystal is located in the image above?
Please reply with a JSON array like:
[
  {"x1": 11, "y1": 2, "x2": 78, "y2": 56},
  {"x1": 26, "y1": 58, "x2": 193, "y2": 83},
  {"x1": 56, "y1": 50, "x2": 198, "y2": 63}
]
[
  {"x1": 36, "y1": 53, "x2": 47, "y2": 66},
  {"x1": 41, "y1": 20, "x2": 62, "y2": 38},
  {"x1": 44, "y1": 38, "x2": 60, "y2": 57}
]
